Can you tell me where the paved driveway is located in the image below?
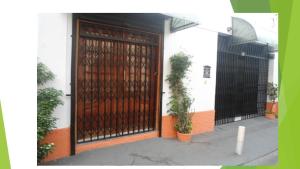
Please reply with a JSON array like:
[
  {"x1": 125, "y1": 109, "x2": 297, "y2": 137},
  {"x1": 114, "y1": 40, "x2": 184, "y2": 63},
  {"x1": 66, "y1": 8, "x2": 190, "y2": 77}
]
[{"x1": 45, "y1": 117, "x2": 278, "y2": 166}]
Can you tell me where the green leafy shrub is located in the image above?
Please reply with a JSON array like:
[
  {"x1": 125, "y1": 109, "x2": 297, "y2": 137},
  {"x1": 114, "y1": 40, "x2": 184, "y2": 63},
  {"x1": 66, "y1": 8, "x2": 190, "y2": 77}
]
[
  {"x1": 37, "y1": 63, "x2": 54, "y2": 85},
  {"x1": 267, "y1": 82, "x2": 278, "y2": 103},
  {"x1": 166, "y1": 52, "x2": 193, "y2": 134},
  {"x1": 37, "y1": 62, "x2": 63, "y2": 163}
]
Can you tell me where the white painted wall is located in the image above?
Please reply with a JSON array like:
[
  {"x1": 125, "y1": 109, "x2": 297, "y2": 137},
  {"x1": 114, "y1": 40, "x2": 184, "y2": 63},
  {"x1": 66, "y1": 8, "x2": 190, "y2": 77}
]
[
  {"x1": 268, "y1": 52, "x2": 278, "y2": 85},
  {"x1": 38, "y1": 14, "x2": 219, "y2": 128},
  {"x1": 267, "y1": 52, "x2": 278, "y2": 102},
  {"x1": 37, "y1": 14, "x2": 278, "y2": 126},
  {"x1": 273, "y1": 52, "x2": 278, "y2": 85},
  {"x1": 38, "y1": 13, "x2": 72, "y2": 129},
  {"x1": 162, "y1": 19, "x2": 218, "y2": 115}
]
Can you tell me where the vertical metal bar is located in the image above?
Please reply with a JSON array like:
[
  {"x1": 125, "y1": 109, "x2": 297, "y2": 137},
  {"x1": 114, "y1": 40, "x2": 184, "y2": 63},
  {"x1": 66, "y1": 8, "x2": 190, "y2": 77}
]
[
  {"x1": 152, "y1": 46, "x2": 157, "y2": 130},
  {"x1": 147, "y1": 45, "x2": 152, "y2": 130},
  {"x1": 97, "y1": 40, "x2": 101, "y2": 139},
  {"x1": 90, "y1": 40, "x2": 94, "y2": 141},
  {"x1": 116, "y1": 41, "x2": 119, "y2": 136},
  {"x1": 138, "y1": 45, "x2": 142, "y2": 132},
  {"x1": 235, "y1": 52, "x2": 239, "y2": 119},
  {"x1": 122, "y1": 41, "x2": 125, "y2": 135},
  {"x1": 158, "y1": 33, "x2": 164, "y2": 137},
  {"x1": 83, "y1": 38, "x2": 87, "y2": 142},
  {"x1": 110, "y1": 41, "x2": 113, "y2": 137},
  {"x1": 133, "y1": 44, "x2": 136, "y2": 134},
  {"x1": 127, "y1": 44, "x2": 131, "y2": 134},
  {"x1": 103, "y1": 40, "x2": 107, "y2": 139},
  {"x1": 143, "y1": 46, "x2": 147, "y2": 131},
  {"x1": 70, "y1": 15, "x2": 77, "y2": 152}
]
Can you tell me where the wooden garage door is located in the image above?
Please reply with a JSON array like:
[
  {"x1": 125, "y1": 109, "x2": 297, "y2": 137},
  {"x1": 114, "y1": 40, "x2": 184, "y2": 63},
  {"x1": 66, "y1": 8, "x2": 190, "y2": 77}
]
[{"x1": 76, "y1": 20, "x2": 160, "y2": 143}]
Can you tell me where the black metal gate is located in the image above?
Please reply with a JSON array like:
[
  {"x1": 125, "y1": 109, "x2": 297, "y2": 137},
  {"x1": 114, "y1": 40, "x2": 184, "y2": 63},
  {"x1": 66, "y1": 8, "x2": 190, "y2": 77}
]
[{"x1": 215, "y1": 34, "x2": 269, "y2": 125}]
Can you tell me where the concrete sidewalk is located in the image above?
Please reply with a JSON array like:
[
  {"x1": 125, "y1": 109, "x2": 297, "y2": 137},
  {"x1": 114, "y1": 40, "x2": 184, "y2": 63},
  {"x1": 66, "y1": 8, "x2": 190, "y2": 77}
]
[{"x1": 46, "y1": 117, "x2": 278, "y2": 166}]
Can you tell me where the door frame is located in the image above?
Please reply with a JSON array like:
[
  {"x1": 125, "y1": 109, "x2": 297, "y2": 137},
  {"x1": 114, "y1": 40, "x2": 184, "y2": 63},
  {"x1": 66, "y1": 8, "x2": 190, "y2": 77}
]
[{"x1": 70, "y1": 13, "x2": 164, "y2": 155}]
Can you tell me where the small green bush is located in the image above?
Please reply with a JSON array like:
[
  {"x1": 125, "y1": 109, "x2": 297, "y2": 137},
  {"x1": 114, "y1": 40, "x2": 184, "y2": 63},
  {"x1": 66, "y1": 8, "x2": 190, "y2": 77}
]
[
  {"x1": 267, "y1": 82, "x2": 278, "y2": 103},
  {"x1": 37, "y1": 62, "x2": 63, "y2": 163},
  {"x1": 166, "y1": 52, "x2": 193, "y2": 134}
]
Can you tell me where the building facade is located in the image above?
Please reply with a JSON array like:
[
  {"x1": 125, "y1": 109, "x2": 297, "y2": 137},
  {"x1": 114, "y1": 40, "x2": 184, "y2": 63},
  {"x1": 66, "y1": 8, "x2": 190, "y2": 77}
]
[{"x1": 38, "y1": 13, "x2": 278, "y2": 162}]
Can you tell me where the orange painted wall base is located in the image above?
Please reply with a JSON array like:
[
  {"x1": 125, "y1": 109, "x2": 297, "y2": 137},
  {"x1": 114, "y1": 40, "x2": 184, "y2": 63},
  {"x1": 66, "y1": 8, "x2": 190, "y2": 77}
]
[
  {"x1": 42, "y1": 128, "x2": 158, "y2": 162},
  {"x1": 42, "y1": 110, "x2": 215, "y2": 162},
  {"x1": 161, "y1": 110, "x2": 215, "y2": 138},
  {"x1": 76, "y1": 131, "x2": 159, "y2": 154},
  {"x1": 41, "y1": 127, "x2": 70, "y2": 162}
]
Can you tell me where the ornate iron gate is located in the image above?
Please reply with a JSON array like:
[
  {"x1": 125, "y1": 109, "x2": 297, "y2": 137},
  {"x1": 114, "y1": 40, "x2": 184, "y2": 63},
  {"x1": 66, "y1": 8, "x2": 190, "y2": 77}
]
[
  {"x1": 76, "y1": 20, "x2": 160, "y2": 143},
  {"x1": 215, "y1": 34, "x2": 269, "y2": 125}
]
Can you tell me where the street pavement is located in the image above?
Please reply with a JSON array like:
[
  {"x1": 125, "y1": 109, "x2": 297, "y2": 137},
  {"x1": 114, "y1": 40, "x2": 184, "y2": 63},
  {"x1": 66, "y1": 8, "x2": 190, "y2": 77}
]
[{"x1": 45, "y1": 117, "x2": 278, "y2": 166}]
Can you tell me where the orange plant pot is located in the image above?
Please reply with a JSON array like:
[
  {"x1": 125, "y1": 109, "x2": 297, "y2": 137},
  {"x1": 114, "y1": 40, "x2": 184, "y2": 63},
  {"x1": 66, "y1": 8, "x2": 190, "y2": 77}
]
[
  {"x1": 176, "y1": 131, "x2": 192, "y2": 142},
  {"x1": 265, "y1": 113, "x2": 276, "y2": 120}
]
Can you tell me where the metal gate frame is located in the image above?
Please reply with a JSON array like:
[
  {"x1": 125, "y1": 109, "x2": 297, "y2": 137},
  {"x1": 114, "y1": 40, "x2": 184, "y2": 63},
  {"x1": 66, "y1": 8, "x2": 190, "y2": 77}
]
[
  {"x1": 215, "y1": 34, "x2": 270, "y2": 125},
  {"x1": 70, "y1": 14, "x2": 164, "y2": 155}
]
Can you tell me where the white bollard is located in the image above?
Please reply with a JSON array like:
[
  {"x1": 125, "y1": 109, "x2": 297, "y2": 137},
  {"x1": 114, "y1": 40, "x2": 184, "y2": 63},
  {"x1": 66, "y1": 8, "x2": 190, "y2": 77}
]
[{"x1": 236, "y1": 126, "x2": 246, "y2": 155}]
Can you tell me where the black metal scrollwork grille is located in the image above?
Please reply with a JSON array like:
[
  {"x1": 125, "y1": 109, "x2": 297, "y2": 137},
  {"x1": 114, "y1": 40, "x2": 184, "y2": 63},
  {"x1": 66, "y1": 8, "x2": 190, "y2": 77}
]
[
  {"x1": 215, "y1": 34, "x2": 269, "y2": 125},
  {"x1": 76, "y1": 20, "x2": 159, "y2": 143}
]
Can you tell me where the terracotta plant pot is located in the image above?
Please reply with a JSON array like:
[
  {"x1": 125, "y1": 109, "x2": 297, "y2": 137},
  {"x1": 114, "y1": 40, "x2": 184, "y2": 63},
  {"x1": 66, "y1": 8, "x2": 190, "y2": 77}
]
[
  {"x1": 176, "y1": 131, "x2": 192, "y2": 142},
  {"x1": 265, "y1": 113, "x2": 276, "y2": 120}
]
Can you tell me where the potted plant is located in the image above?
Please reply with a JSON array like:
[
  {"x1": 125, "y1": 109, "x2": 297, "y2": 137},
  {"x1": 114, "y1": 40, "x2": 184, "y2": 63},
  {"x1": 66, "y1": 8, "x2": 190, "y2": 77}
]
[
  {"x1": 166, "y1": 52, "x2": 193, "y2": 142},
  {"x1": 175, "y1": 97, "x2": 193, "y2": 142},
  {"x1": 265, "y1": 82, "x2": 278, "y2": 120}
]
